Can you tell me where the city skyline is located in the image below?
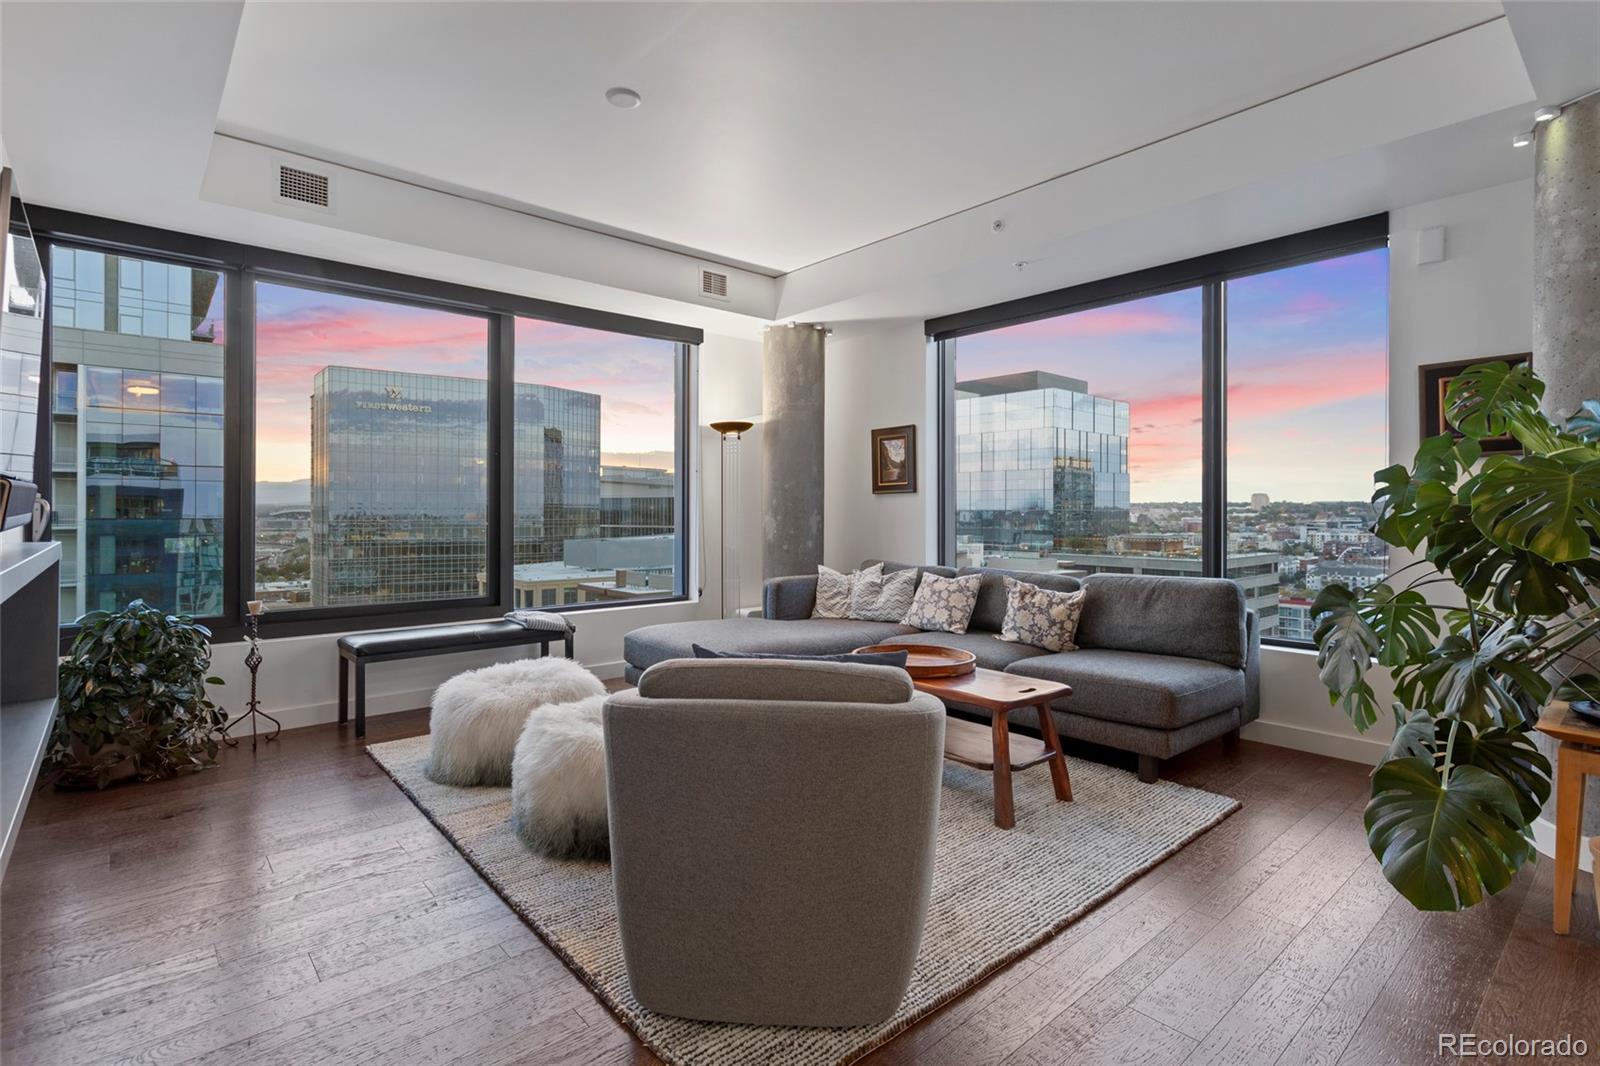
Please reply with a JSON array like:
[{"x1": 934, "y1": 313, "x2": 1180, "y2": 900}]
[{"x1": 953, "y1": 248, "x2": 1388, "y2": 502}]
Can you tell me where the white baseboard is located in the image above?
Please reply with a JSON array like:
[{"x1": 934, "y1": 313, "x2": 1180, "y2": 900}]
[
  {"x1": 232, "y1": 659, "x2": 629, "y2": 735},
  {"x1": 1242, "y1": 719, "x2": 1387, "y2": 766},
  {"x1": 1533, "y1": 815, "x2": 1595, "y2": 870}
]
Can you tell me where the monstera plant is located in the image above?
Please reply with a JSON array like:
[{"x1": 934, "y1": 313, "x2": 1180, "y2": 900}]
[{"x1": 1314, "y1": 360, "x2": 1600, "y2": 911}]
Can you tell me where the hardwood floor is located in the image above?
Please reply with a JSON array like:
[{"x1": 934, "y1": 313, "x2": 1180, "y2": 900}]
[{"x1": 2, "y1": 705, "x2": 1595, "y2": 1066}]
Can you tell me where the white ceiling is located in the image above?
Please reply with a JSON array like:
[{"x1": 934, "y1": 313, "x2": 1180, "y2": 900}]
[
  {"x1": 215, "y1": 1, "x2": 1503, "y2": 274},
  {"x1": 2, "y1": 1, "x2": 1590, "y2": 333}
]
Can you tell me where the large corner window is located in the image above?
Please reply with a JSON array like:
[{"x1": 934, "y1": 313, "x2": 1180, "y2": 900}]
[
  {"x1": 933, "y1": 216, "x2": 1389, "y2": 647},
  {"x1": 512, "y1": 319, "x2": 682, "y2": 607},
  {"x1": 34, "y1": 208, "x2": 697, "y2": 640},
  {"x1": 48, "y1": 248, "x2": 227, "y2": 622},
  {"x1": 949, "y1": 289, "x2": 1202, "y2": 577}
]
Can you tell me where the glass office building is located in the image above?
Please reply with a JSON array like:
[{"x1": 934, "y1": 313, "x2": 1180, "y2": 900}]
[
  {"x1": 310, "y1": 366, "x2": 603, "y2": 607},
  {"x1": 954, "y1": 371, "x2": 1131, "y2": 553},
  {"x1": 48, "y1": 249, "x2": 226, "y2": 621}
]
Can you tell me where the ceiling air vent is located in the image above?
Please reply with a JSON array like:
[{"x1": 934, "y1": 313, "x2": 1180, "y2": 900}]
[
  {"x1": 277, "y1": 164, "x2": 331, "y2": 209},
  {"x1": 700, "y1": 269, "x2": 729, "y2": 301}
]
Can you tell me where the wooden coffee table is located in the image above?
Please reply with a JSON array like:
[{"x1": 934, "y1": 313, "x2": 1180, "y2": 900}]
[
  {"x1": 1535, "y1": 702, "x2": 1600, "y2": 935},
  {"x1": 911, "y1": 667, "x2": 1072, "y2": 829}
]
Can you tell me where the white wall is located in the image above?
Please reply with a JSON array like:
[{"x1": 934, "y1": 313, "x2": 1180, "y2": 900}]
[
  {"x1": 208, "y1": 330, "x2": 762, "y2": 732},
  {"x1": 822, "y1": 319, "x2": 937, "y2": 570}
]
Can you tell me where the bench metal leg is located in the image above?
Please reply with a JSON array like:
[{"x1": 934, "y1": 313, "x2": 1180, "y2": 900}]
[
  {"x1": 355, "y1": 661, "x2": 367, "y2": 740},
  {"x1": 338, "y1": 656, "x2": 349, "y2": 725},
  {"x1": 564, "y1": 632, "x2": 574, "y2": 658}
]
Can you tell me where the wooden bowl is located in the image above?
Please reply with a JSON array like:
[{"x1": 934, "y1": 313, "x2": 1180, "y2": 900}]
[{"x1": 853, "y1": 643, "x2": 977, "y2": 679}]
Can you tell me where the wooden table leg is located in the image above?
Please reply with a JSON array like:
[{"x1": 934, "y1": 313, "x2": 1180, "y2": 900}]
[
  {"x1": 1034, "y1": 701, "x2": 1072, "y2": 802},
  {"x1": 1554, "y1": 741, "x2": 1588, "y2": 935},
  {"x1": 991, "y1": 708, "x2": 1015, "y2": 829}
]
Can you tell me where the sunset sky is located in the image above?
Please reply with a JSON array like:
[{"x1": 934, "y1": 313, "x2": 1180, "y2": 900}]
[
  {"x1": 954, "y1": 247, "x2": 1388, "y2": 502},
  {"x1": 252, "y1": 283, "x2": 678, "y2": 482}
]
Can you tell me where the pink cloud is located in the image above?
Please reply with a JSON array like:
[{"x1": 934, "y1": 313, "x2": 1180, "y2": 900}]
[{"x1": 992, "y1": 304, "x2": 1195, "y2": 341}]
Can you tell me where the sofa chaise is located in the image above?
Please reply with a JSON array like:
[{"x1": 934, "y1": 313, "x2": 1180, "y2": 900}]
[{"x1": 622, "y1": 561, "x2": 1260, "y2": 781}]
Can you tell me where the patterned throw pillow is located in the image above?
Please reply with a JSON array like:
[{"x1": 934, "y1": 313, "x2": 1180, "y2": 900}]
[
  {"x1": 901, "y1": 572, "x2": 983, "y2": 634},
  {"x1": 999, "y1": 577, "x2": 1086, "y2": 652},
  {"x1": 849, "y1": 566, "x2": 920, "y2": 622},
  {"x1": 811, "y1": 564, "x2": 866, "y2": 619}
]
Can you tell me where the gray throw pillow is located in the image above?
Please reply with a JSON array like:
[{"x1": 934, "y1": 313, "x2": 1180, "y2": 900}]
[
  {"x1": 901, "y1": 572, "x2": 983, "y2": 635},
  {"x1": 849, "y1": 565, "x2": 919, "y2": 622},
  {"x1": 811, "y1": 563, "x2": 866, "y2": 619}
]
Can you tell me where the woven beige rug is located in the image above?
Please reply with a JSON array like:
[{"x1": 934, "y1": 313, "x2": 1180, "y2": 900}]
[{"x1": 368, "y1": 734, "x2": 1238, "y2": 1066}]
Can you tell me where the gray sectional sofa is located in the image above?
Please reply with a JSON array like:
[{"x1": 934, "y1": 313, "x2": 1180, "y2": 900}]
[{"x1": 622, "y1": 560, "x2": 1260, "y2": 781}]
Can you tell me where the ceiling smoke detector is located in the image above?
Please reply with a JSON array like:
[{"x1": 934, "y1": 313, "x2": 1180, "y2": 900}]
[{"x1": 606, "y1": 87, "x2": 642, "y2": 110}]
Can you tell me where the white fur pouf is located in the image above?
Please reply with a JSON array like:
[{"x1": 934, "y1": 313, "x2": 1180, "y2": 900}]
[
  {"x1": 425, "y1": 658, "x2": 605, "y2": 787},
  {"x1": 510, "y1": 693, "x2": 610, "y2": 860}
]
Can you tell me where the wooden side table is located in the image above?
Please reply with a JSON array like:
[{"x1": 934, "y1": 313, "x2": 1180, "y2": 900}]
[
  {"x1": 909, "y1": 667, "x2": 1073, "y2": 829},
  {"x1": 1535, "y1": 703, "x2": 1600, "y2": 935}
]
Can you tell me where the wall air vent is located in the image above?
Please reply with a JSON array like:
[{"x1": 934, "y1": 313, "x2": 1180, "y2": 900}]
[
  {"x1": 700, "y1": 269, "x2": 729, "y2": 300},
  {"x1": 277, "y1": 164, "x2": 331, "y2": 209}
]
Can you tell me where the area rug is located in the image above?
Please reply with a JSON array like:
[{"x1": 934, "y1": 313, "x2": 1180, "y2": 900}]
[{"x1": 368, "y1": 735, "x2": 1238, "y2": 1066}]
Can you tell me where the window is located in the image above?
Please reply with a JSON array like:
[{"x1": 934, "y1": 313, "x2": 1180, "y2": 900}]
[
  {"x1": 32, "y1": 207, "x2": 698, "y2": 640},
  {"x1": 1225, "y1": 248, "x2": 1390, "y2": 640},
  {"x1": 513, "y1": 319, "x2": 682, "y2": 605},
  {"x1": 932, "y1": 216, "x2": 1388, "y2": 646},
  {"x1": 253, "y1": 283, "x2": 490, "y2": 612},
  {"x1": 948, "y1": 289, "x2": 1203, "y2": 578},
  {"x1": 48, "y1": 248, "x2": 227, "y2": 622}
]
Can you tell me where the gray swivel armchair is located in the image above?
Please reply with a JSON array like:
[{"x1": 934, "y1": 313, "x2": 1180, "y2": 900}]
[{"x1": 603, "y1": 658, "x2": 946, "y2": 1027}]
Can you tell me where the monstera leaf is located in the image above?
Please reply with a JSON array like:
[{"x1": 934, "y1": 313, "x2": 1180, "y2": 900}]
[
  {"x1": 1409, "y1": 623, "x2": 1550, "y2": 729},
  {"x1": 1450, "y1": 725, "x2": 1553, "y2": 823},
  {"x1": 1567, "y1": 400, "x2": 1600, "y2": 443},
  {"x1": 1445, "y1": 360, "x2": 1544, "y2": 440},
  {"x1": 1312, "y1": 584, "x2": 1382, "y2": 731},
  {"x1": 1371, "y1": 434, "x2": 1462, "y2": 550},
  {"x1": 1363, "y1": 583, "x2": 1441, "y2": 667},
  {"x1": 1428, "y1": 508, "x2": 1597, "y2": 617},
  {"x1": 1365, "y1": 756, "x2": 1534, "y2": 911},
  {"x1": 1470, "y1": 452, "x2": 1600, "y2": 563}
]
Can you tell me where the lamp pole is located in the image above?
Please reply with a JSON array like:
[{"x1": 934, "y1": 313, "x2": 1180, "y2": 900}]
[{"x1": 709, "y1": 421, "x2": 754, "y2": 618}]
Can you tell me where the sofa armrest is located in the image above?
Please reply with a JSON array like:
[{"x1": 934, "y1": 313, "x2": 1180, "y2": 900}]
[
  {"x1": 763, "y1": 574, "x2": 818, "y2": 620},
  {"x1": 1243, "y1": 609, "x2": 1261, "y2": 724}
]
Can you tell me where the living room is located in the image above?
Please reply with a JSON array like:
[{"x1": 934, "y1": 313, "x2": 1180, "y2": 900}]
[{"x1": 1, "y1": 2, "x2": 1597, "y2": 1064}]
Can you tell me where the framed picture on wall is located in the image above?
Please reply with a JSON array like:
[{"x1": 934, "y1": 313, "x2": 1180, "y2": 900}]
[
  {"x1": 871, "y1": 425, "x2": 917, "y2": 494},
  {"x1": 1419, "y1": 354, "x2": 1531, "y2": 453}
]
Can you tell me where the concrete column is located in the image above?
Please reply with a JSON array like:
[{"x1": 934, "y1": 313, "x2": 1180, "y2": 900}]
[
  {"x1": 1535, "y1": 92, "x2": 1600, "y2": 421},
  {"x1": 1534, "y1": 92, "x2": 1600, "y2": 850},
  {"x1": 762, "y1": 324, "x2": 825, "y2": 580}
]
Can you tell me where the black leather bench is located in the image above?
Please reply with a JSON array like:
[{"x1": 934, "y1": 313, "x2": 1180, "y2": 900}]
[{"x1": 337, "y1": 619, "x2": 576, "y2": 738}]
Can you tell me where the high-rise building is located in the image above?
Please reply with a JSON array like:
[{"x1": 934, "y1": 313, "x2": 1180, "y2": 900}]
[
  {"x1": 47, "y1": 249, "x2": 226, "y2": 621},
  {"x1": 599, "y1": 464, "x2": 675, "y2": 539},
  {"x1": 309, "y1": 367, "x2": 602, "y2": 607},
  {"x1": 954, "y1": 371, "x2": 1130, "y2": 552}
]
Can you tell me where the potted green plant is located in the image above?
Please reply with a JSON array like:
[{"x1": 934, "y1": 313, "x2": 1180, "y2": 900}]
[
  {"x1": 49, "y1": 600, "x2": 228, "y2": 788},
  {"x1": 1314, "y1": 360, "x2": 1600, "y2": 911}
]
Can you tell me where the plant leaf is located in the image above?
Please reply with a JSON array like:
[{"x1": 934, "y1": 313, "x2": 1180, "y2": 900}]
[
  {"x1": 1313, "y1": 584, "x2": 1382, "y2": 731},
  {"x1": 1470, "y1": 453, "x2": 1600, "y2": 563},
  {"x1": 1365, "y1": 757, "x2": 1532, "y2": 911},
  {"x1": 1566, "y1": 400, "x2": 1600, "y2": 443},
  {"x1": 1449, "y1": 724, "x2": 1552, "y2": 824},
  {"x1": 1362, "y1": 583, "x2": 1441, "y2": 668},
  {"x1": 1445, "y1": 361, "x2": 1544, "y2": 440}
]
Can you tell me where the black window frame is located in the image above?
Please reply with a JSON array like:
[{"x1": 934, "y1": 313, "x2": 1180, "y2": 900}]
[
  {"x1": 29, "y1": 205, "x2": 699, "y2": 645},
  {"x1": 928, "y1": 214, "x2": 1389, "y2": 649}
]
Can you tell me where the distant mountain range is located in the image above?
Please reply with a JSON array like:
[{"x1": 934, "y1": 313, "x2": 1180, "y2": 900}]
[{"x1": 254, "y1": 479, "x2": 311, "y2": 508}]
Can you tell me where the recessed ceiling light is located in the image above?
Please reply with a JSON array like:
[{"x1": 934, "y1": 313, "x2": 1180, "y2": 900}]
[
  {"x1": 126, "y1": 384, "x2": 160, "y2": 397},
  {"x1": 1534, "y1": 105, "x2": 1561, "y2": 123},
  {"x1": 1512, "y1": 131, "x2": 1533, "y2": 148},
  {"x1": 605, "y1": 87, "x2": 642, "y2": 110}
]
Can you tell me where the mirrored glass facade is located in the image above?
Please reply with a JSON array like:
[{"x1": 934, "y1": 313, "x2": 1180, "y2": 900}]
[{"x1": 48, "y1": 248, "x2": 226, "y2": 621}]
